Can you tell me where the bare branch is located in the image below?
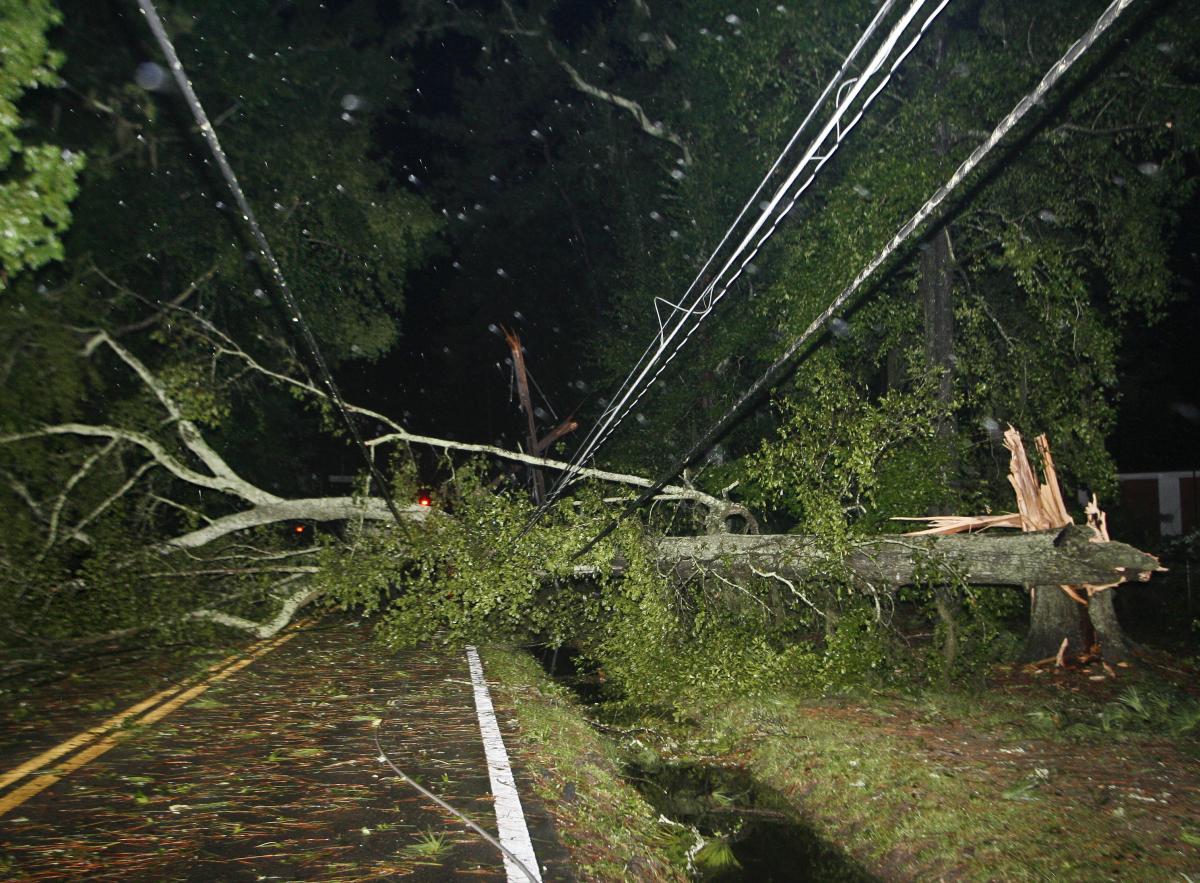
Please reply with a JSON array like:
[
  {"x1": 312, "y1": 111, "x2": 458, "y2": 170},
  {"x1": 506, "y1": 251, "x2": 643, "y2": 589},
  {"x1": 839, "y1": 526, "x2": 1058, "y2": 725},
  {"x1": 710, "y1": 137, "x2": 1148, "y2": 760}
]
[
  {"x1": 368, "y1": 430, "x2": 723, "y2": 510},
  {"x1": 162, "y1": 496, "x2": 428, "y2": 550},
  {"x1": 547, "y1": 43, "x2": 692, "y2": 165},
  {"x1": 40, "y1": 439, "x2": 120, "y2": 556},
  {"x1": 69, "y1": 460, "x2": 158, "y2": 541},
  {"x1": 188, "y1": 577, "x2": 323, "y2": 638},
  {"x1": 81, "y1": 332, "x2": 274, "y2": 506},
  {"x1": 0, "y1": 423, "x2": 278, "y2": 506}
]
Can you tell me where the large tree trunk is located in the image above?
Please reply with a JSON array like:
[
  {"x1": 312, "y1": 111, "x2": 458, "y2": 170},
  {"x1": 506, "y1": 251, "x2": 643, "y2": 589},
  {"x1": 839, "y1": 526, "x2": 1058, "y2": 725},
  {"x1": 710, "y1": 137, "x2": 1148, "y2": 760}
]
[
  {"x1": 652, "y1": 525, "x2": 1159, "y2": 591},
  {"x1": 1023, "y1": 585, "x2": 1092, "y2": 661}
]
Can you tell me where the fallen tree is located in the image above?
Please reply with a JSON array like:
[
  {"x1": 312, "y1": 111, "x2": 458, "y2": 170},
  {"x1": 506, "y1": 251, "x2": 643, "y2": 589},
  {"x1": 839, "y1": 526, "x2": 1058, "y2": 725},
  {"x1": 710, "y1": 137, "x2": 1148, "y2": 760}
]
[
  {"x1": 653, "y1": 525, "x2": 1158, "y2": 592},
  {"x1": 1, "y1": 313, "x2": 1161, "y2": 665}
]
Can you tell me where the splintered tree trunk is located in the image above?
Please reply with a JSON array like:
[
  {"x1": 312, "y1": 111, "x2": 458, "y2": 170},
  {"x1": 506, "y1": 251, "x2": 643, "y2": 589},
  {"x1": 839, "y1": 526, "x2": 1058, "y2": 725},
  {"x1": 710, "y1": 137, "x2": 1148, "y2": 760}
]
[{"x1": 1023, "y1": 585, "x2": 1093, "y2": 662}]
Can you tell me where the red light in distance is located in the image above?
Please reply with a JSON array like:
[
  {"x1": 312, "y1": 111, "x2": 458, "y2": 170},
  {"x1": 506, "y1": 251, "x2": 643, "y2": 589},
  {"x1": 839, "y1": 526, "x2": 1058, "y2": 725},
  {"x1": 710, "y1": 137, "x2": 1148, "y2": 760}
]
[
  {"x1": 294, "y1": 524, "x2": 306, "y2": 534},
  {"x1": 417, "y1": 493, "x2": 432, "y2": 508}
]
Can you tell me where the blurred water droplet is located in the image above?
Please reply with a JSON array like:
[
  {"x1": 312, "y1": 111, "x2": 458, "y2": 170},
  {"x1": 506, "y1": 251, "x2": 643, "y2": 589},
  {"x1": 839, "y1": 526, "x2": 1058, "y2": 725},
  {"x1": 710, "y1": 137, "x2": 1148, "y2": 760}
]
[
  {"x1": 1037, "y1": 209, "x2": 1058, "y2": 224},
  {"x1": 496, "y1": 268, "x2": 509, "y2": 278},
  {"x1": 829, "y1": 317, "x2": 850, "y2": 338},
  {"x1": 724, "y1": 13, "x2": 742, "y2": 25},
  {"x1": 649, "y1": 210, "x2": 663, "y2": 222},
  {"x1": 341, "y1": 93, "x2": 364, "y2": 111},
  {"x1": 852, "y1": 184, "x2": 871, "y2": 198},
  {"x1": 670, "y1": 168, "x2": 686, "y2": 180},
  {"x1": 636, "y1": 414, "x2": 648, "y2": 425},
  {"x1": 135, "y1": 61, "x2": 170, "y2": 91},
  {"x1": 1137, "y1": 161, "x2": 1160, "y2": 177},
  {"x1": 513, "y1": 310, "x2": 525, "y2": 321}
]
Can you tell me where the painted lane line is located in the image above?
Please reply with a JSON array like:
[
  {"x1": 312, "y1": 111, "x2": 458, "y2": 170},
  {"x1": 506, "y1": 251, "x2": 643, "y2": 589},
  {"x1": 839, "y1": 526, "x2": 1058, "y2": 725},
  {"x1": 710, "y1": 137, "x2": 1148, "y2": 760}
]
[
  {"x1": 465, "y1": 646, "x2": 542, "y2": 883},
  {"x1": 0, "y1": 620, "x2": 310, "y2": 793},
  {"x1": 0, "y1": 627, "x2": 305, "y2": 818}
]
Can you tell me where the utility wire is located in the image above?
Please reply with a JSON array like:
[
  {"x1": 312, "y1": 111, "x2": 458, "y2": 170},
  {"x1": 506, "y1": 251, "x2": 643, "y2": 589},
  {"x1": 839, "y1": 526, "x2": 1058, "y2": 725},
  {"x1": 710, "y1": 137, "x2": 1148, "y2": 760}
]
[
  {"x1": 569, "y1": 0, "x2": 1138, "y2": 561},
  {"x1": 553, "y1": 0, "x2": 900, "y2": 476},
  {"x1": 535, "y1": 0, "x2": 950, "y2": 527},
  {"x1": 135, "y1": 0, "x2": 408, "y2": 529},
  {"x1": 133, "y1": 4, "x2": 536, "y2": 878},
  {"x1": 374, "y1": 704, "x2": 540, "y2": 883}
]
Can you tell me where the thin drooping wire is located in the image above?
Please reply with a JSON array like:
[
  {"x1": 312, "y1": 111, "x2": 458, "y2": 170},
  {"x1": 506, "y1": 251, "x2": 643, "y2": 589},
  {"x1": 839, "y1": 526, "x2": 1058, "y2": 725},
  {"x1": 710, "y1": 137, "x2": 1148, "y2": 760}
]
[
  {"x1": 374, "y1": 703, "x2": 540, "y2": 883},
  {"x1": 544, "y1": 0, "x2": 926, "y2": 507},
  {"x1": 553, "y1": 0, "x2": 900, "y2": 477},
  {"x1": 135, "y1": 0, "x2": 407, "y2": 530},
  {"x1": 134, "y1": 4, "x2": 537, "y2": 879},
  {"x1": 565, "y1": 0, "x2": 951, "y2": 484},
  {"x1": 569, "y1": 0, "x2": 1137, "y2": 561},
  {"x1": 535, "y1": 0, "x2": 950, "y2": 527}
]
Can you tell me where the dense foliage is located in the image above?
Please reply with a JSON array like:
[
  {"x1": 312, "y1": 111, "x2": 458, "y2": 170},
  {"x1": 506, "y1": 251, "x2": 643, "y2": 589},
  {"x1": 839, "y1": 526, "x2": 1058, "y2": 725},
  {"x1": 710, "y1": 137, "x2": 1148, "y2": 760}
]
[{"x1": 0, "y1": 0, "x2": 83, "y2": 287}]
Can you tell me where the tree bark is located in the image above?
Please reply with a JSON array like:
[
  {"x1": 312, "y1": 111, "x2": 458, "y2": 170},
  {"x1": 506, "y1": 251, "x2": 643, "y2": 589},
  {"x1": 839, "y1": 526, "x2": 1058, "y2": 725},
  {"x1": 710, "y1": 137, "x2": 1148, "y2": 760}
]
[
  {"x1": 1086, "y1": 588, "x2": 1135, "y2": 663},
  {"x1": 651, "y1": 525, "x2": 1159, "y2": 591},
  {"x1": 1023, "y1": 584, "x2": 1092, "y2": 661}
]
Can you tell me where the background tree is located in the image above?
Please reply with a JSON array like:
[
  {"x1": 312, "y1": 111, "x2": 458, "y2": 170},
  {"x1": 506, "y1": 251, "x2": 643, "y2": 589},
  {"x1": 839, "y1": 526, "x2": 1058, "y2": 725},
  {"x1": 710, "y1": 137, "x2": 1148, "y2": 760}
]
[{"x1": 0, "y1": 0, "x2": 84, "y2": 288}]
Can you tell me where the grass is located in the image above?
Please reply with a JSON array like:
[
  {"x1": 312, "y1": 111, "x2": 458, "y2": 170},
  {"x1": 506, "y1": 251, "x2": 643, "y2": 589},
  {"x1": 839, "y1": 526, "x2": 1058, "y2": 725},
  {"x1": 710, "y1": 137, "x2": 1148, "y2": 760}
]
[
  {"x1": 684, "y1": 670, "x2": 1200, "y2": 881},
  {"x1": 401, "y1": 829, "x2": 450, "y2": 858},
  {"x1": 479, "y1": 646, "x2": 688, "y2": 881}
]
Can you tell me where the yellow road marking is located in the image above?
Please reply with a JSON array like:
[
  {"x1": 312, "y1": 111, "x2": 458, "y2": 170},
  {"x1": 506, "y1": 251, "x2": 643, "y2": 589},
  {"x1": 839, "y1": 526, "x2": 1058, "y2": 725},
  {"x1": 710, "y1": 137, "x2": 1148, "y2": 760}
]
[{"x1": 0, "y1": 620, "x2": 311, "y2": 818}]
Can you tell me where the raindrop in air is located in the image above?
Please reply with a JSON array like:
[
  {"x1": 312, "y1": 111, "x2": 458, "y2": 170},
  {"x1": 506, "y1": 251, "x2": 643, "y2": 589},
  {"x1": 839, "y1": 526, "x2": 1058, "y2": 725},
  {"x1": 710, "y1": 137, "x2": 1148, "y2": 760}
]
[
  {"x1": 649, "y1": 210, "x2": 663, "y2": 222},
  {"x1": 724, "y1": 14, "x2": 742, "y2": 25},
  {"x1": 496, "y1": 268, "x2": 509, "y2": 278},
  {"x1": 670, "y1": 169, "x2": 685, "y2": 180},
  {"x1": 513, "y1": 310, "x2": 525, "y2": 321},
  {"x1": 340, "y1": 94, "x2": 365, "y2": 111},
  {"x1": 829, "y1": 317, "x2": 850, "y2": 339},
  {"x1": 1137, "y1": 161, "x2": 1160, "y2": 177},
  {"x1": 488, "y1": 323, "x2": 501, "y2": 335},
  {"x1": 636, "y1": 414, "x2": 648, "y2": 425},
  {"x1": 852, "y1": 184, "x2": 871, "y2": 198},
  {"x1": 134, "y1": 61, "x2": 170, "y2": 92},
  {"x1": 1037, "y1": 209, "x2": 1058, "y2": 224}
]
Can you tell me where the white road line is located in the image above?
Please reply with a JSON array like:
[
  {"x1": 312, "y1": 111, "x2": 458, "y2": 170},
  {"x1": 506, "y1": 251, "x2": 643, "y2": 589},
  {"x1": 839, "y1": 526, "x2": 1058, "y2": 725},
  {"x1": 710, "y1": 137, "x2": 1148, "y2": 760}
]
[{"x1": 465, "y1": 646, "x2": 543, "y2": 883}]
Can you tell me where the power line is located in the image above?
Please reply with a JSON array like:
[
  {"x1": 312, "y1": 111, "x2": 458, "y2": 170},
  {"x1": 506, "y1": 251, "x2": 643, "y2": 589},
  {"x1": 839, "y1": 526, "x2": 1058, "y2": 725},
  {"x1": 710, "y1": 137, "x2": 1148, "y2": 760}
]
[
  {"x1": 535, "y1": 0, "x2": 951, "y2": 527},
  {"x1": 568, "y1": 0, "x2": 1139, "y2": 561},
  {"x1": 133, "y1": 4, "x2": 540, "y2": 879},
  {"x1": 134, "y1": 0, "x2": 409, "y2": 529}
]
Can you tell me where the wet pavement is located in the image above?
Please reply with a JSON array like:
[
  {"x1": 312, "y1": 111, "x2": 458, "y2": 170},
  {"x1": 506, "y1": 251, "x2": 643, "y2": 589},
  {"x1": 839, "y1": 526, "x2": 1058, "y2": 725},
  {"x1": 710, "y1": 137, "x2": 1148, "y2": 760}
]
[{"x1": 0, "y1": 618, "x2": 570, "y2": 881}]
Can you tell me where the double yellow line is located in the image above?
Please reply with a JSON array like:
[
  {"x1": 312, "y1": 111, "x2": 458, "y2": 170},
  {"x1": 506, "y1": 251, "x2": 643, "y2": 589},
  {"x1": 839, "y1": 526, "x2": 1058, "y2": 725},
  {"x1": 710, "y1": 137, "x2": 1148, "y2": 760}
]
[{"x1": 0, "y1": 619, "x2": 311, "y2": 818}]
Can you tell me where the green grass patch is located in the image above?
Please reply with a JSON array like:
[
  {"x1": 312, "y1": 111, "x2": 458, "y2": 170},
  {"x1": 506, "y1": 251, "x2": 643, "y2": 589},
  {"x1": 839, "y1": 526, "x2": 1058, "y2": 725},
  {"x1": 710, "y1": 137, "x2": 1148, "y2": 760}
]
[{"x1": 480, "y1": 646, "x2": 687, "y2": 881}]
